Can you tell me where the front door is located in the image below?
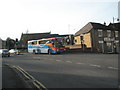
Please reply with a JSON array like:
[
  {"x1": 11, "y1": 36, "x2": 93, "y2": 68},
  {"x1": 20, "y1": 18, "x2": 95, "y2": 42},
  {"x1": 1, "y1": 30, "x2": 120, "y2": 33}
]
[
  {"x1": 98, "y1": 42, "x2": 104, "y2": 53},
  {"x1": 115, "y1": 42, "x2": 120, "y2": 53},
  {"x1": 106, "y1": 42, "x2": 113, "y2": 53}
]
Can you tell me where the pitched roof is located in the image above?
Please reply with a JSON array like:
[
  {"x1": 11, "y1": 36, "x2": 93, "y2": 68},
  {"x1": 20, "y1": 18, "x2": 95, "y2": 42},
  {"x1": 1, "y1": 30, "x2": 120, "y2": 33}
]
[
  {"x1": 20, "y1": 32, "x2": 51, "y2": 41},
  {"x1": 108, "y1": 23, "x2": 120, "y2": 30},
  {"x1": 75, "y1": 22, "x2": 111, "y2": 36}
]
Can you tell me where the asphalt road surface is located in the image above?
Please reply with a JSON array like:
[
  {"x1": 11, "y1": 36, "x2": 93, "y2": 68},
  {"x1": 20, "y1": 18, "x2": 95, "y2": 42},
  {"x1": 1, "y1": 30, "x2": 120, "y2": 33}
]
[{"x1": 2, "y1": 53, "x2": 118, "y2": 88}]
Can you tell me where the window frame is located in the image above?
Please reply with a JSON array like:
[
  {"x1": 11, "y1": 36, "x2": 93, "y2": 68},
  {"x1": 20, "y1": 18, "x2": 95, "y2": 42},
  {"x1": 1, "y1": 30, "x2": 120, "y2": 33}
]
[
  {"x1": 98, "y1": 29, "x2": 103, "y2": 37},
  {"x1": 107, "y1": 30, "x2": 111, "y2": 37},
  {"x1": 115, "y1": 31, "x2": 118, "y2": 37}
]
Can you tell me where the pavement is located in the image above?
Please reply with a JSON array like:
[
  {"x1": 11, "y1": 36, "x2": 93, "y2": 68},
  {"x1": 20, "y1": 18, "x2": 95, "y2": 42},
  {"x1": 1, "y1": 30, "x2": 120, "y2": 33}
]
[
  {"x1": 2, "y1": 64, "x2": 48, "y2": 90},
  {"x1": 2, "y1": 64, "x2": 26, "y2": 88}
]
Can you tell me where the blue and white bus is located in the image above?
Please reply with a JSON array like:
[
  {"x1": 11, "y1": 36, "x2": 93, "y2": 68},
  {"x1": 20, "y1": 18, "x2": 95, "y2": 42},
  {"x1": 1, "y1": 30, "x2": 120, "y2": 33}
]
[{"x1": 28, "y1": 37, "x2": 66, "y2": 54}]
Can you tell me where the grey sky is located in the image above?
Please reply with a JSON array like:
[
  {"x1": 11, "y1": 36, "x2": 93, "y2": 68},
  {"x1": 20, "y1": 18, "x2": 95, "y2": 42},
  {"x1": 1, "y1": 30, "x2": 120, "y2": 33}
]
[{"x1": 0, "y1": 0, "x2": 119, "y2": 40}]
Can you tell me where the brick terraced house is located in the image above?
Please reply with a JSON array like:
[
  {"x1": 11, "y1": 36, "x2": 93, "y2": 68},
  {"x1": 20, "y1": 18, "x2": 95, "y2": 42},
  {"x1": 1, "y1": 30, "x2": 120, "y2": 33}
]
[{"x1": 74, "y1": 22, "x2": 120, "y2": 53}]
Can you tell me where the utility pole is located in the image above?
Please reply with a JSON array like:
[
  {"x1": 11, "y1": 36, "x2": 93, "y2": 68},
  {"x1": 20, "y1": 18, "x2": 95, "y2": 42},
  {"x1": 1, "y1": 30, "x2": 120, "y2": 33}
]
[
  {"x1": 15, "y1": 38, "x2": 18, "y2": 50},
  {"x1": 80, "y1": 34, "x2": 84, "y2": 52},
  {"x1": 112, "y1": 17, "x2": 119, "y2": 53}
]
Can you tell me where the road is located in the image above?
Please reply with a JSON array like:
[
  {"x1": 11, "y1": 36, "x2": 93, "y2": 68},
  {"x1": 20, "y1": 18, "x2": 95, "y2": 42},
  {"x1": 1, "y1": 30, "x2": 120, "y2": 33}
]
[{"x1": 2, "y1": 53, "x2": 118, "y2": 88}]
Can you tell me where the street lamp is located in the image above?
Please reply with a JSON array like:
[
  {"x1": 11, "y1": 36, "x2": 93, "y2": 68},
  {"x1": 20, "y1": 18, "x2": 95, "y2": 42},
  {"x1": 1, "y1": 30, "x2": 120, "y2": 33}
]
[
  {"x1": 112, "y1": 17, "x2": 119, "y2": 53},
  {"x1": 80, "y1": 34, "x2": 84, "y2": 52}
]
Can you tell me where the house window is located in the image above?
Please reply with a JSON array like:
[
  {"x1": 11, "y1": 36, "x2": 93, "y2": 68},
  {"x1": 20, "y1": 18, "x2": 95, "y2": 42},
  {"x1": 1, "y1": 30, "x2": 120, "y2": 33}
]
[
  {"x1": 115, "y1": 31, "x2": 118, "y2": 37},
  {"x1": 80, "y1": 36, "x2": 84, "y2": 41},
  {"x1": 98, "y1": 41, "x2": 104, "y2": 53},
  {"x1": 98, "y1": 29, "x2": 103, "y2": 37},
  {"x1": 74, "y1": 39, "x2": 77, "y2": 43},
  {"x1": 98, "y1": 41, "x2": 103, "y2": 43},
  {"x1": 107, "y1": 30, "x2": 111, "y2": 37}
]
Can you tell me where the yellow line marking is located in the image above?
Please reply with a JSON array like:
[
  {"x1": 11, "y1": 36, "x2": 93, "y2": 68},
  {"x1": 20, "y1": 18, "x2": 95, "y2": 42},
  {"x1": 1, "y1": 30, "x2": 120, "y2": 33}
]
[
  {"x1": 15, "y1": 66, "x2": 30, "y2": 80},
  {"x1": 14, "y1": 65, "x2": 47, "y2": 89},
  {"x1": 33, "y1": 82, "x2": 40, "y2": 89},
  {"x1": 35, "y1": 80, "x2": 47, "y2": 89},
  {"x1": 17, "y1": 66, "x2": 35, "y2": 79}
]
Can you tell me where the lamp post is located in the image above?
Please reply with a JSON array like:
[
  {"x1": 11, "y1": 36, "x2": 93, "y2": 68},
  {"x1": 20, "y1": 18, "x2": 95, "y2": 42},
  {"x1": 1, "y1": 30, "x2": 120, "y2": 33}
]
[
  {"x1": 112, "y1": 17, "x2": 120, "y2": 53},
  {"x1": 80, "y1": 34, "x2": 84, "y2": 52},
  {"x1": 15, "y1": 38, "x2": 18, "y2": 50}
]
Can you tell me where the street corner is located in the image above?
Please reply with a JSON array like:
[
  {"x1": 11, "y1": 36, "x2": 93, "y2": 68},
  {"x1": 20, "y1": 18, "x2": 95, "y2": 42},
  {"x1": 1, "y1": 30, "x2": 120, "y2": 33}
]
[
  {"x1": 2, "y1": 64, "x2": 26, "y2": 88},
  {"x1": 2, "y1": 64, "x2": 48, "y2": 90}
]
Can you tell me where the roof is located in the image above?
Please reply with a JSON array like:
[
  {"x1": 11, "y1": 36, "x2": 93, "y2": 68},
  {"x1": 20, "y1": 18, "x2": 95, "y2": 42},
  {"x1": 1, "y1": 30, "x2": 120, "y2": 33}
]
[
  {"x1": 20, "y1": 32, "x2": 66, "y2": 42},
  {"x1": 108, "y1": 23, "x2": 120, "y2": 30},
  {"x1": 75, "y1": 22, "x2": 111, "y2": 36},
  {"x1": 20, "y1": 32, "x2": 51, "y2": 41},
  {"x1": 28, "y1": 37, "x2": 65, "y2": 42}
]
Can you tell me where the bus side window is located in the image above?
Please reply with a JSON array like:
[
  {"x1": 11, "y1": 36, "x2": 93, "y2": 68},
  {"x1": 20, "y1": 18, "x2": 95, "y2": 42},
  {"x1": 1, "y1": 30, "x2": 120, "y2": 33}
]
[
  {"x1": 46, "y1": 40, "x2": 51, "y2": 44},
  {"x1": 32, "y1": 41, "x2": 37, "y2": 45},
  {"x1": 28, "y1": 42, "x2": 32, "y2": 45},
  {"x1": 32, "y1": 42, "x2": 34, "y2": 45},
  {"x1": 41, "y1": 40, "x2": 47, "y2": 44},
  {"x1": 39, "y1": 41, "x2": 47, "y2": 44}
]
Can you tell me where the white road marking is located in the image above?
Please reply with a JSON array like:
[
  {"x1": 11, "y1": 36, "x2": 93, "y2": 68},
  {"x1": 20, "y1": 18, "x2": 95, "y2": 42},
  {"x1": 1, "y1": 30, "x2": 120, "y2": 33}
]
[
  {"x1": 66, "y1": 61, "x2": 72, "y2": 63},
  {"x1": 48, "y1": 59, "x2": 53, "y2": 60},
  {"x1": 108, "y1": 67, "x2": 118, "y2": 70},
  {"x1": 43, "y1": 58, "x2": 52, "y2": 60},
  {"x1": 76, "y1": 62, "x2": 85, "y2": 65},
  {"x1": 33, "y1": 57, "x2": 40, "y2": 59},
  {"x1": 89, "y1": 64, "x2": 101, "y2": 67},
  {"x1": 56, "y1": 60, "x2": 61, "y2": 62},
  {"x1": 64, "y1": 56, "x2": 70, "y2": 58},
  {"x1": 33, "y1": 57, "x2": 118, "y2": 71}
]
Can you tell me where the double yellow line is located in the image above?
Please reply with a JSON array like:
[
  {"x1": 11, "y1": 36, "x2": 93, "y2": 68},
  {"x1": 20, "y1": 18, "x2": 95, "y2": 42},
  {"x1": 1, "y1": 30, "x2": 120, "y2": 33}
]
[{"x1": 7, "y1": 64, "x2": 48, "y2": 90}]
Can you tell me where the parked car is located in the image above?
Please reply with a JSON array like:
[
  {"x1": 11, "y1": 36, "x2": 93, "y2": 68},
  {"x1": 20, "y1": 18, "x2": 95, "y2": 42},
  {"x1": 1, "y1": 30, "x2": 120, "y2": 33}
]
[
  {"x1": 0, "y1": 49, "x2": 10, "y2": 57},
  {"x1": 9, "y1": 49, "x2": 20, "y2": 55}
]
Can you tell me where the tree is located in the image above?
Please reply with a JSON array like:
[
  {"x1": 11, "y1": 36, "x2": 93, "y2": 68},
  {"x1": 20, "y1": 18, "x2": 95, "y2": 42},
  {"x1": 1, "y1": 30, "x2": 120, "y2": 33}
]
[{"x1": 6, "y1": 37, "x2": 15, "y2": 50}]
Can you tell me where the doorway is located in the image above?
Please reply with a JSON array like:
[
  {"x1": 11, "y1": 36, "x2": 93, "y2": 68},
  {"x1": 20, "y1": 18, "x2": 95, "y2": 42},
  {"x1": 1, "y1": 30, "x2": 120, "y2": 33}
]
[{"x1": 106, "y1": 42, "x2": 113, "y2": 53}]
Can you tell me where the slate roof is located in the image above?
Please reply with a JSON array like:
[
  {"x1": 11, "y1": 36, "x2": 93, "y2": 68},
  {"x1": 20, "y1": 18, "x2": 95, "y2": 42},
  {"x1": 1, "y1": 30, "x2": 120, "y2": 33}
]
[
  {"x1": 108, "y1": 23, "x2": 120, "y2": 30},
  {"x1": 75, "y1": 22, "x2": 111, "y2": 36},
  {"x1": 20, "y1": 32, "x2": 51, "y2": 41}
]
